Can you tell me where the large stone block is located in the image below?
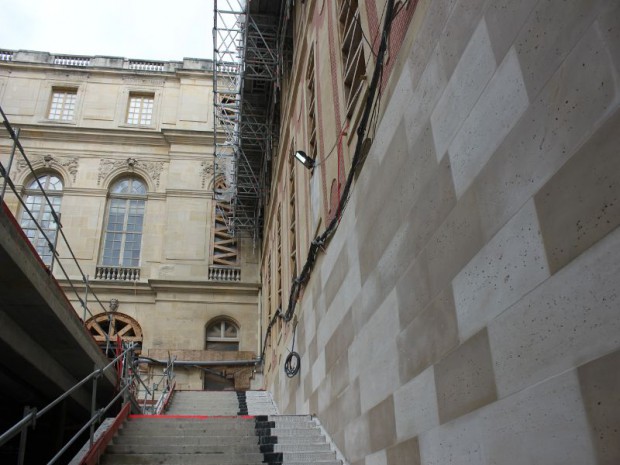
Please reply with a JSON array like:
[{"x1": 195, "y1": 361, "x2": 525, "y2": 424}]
[
  {"x1": 435, "y1": 0, "x2": 489, "y2": 78},
  {"x1": 395, "y1": 251, "x2": 432, "y2": 329},
  {"x1": 448, "y1": 47, "x2": 529, "y2": 197},
  {"x1": 577, "y1": 349, "x2": 620, "y2": 465},
  {"x1": 356, "y1": 121, "x2": 415, "y2": 284},
  {"x1": 419, "y1": 370, "x2": 597, "y2": 465},
  {"x1": 403, "y1": 153, "x2": 457, "y2": 262},
  {"x1": 322, "y1": 378, "x2": 361, "y2": 441},
  {"x1": 453, "y1": 199, "x2": 550, "y2": 342},
  {"x1": 434, "y1": 328, "x2": 497, "y2": 424},
  {"x1": 596, "y1": 4, "x2": 620, "y2": 93},
  {"x1": 393, "y1": 366, "x2": 439, "y2": 441},
  {"x1": 535, "y1": 108, "x2": 620, "y2": 274},
  {"x1": 386, "y1": 436, "x2": 421, "y2": 465},
  {"x1": 397, "y1": 288, "x2": 459, "y2": 384},
  {"x1": 514, "y1": 0, "x2": 610, "y2": 99},
  {"x1": 349, "y1": 289, "x2": 400, "y2": 382},
  {"x1": 344, "y1": 409, "x2": 372, "y2": 462},
  {"x1": 431, "y1": 19, "x2": 496, "y2": 160},
  {"x1": 325, "y1": 309, "x2": 354, "y2": 370},
  {"x1": 406, "y1": 0, "x2": 457, "y2": 88},
  {"x1": 360, "y1": 346, "x2": 400, "y2": 414},
  {"x1": 489, "y1": 227, "x2": 620, "y2": 398},
  {"x1": 422, "y1": 189, "x2": 484, "y2": 298},
  {"x1": 474, "y1": 18, "x2": 618, "y2": 240},
  {"x1": 484, "y1": 0, "x2": 538, "y2": 63},
  {"x1": 368, "y1": 396, "x2": 397, "y2": 454}
]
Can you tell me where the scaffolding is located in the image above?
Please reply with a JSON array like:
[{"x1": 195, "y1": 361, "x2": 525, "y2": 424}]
[{"x1": 213, "y1": 0, "x2": 289, "y2": 239}]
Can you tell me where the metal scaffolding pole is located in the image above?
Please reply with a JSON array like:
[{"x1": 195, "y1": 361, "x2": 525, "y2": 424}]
[{"x1": 213, "y1": 0, "x2": 282, "y2": 239}]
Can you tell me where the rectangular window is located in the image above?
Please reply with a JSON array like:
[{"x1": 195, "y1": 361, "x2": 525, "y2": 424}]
[
  {"x1": 48, "y1": 88, "x2": 77, "y2": 121},
  {"x1": 126, "y1": 93, "x2": 154, "y2": 125},
  {"x1": 338, "y1": 0, "x2": 367, "y2": 118},
  {"x1": 306, "y1": 50, "x2": 318, "y2": 163}
]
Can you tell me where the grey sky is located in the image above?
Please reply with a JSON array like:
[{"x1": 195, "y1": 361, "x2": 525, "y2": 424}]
[{"x1": 0, "y1": 0, "x2": 214, "y2": 61}]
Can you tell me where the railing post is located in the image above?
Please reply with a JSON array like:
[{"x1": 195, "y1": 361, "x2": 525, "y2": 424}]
[
  {"x1": 82, "y1": 274, "x2": 89, "y2": 321},
  {"x1": 17, "y1": 405, "x2": 34, "y2": 465},
  {"x1": 49, "y1": 212, "x2": 61, "y2": 273},
  {"x1": 0, "y1": 127, "x2": 19, "y2": 204},
  {"x1": 90, "y1": 367, "x2": 100, "y2": 448}
]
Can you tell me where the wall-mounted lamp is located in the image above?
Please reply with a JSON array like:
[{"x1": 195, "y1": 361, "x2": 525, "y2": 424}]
[{"x1": 293, "y1": 150, "x2": 315, "y2": 169}]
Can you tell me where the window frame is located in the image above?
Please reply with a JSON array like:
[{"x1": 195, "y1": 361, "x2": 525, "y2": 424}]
[
  {"x1": 99, "y1": 176, "x2": 147, "y2": 268},
  {"x1": 47, "y1": 87, "x2": 78, "y2": 122},
  {"x1": 125, "y1": 92, "x2": 155, "y2": 126},
  {"x1": 19, "y1": 172, "x2": 63, "y2": 267},
  {"x1": 205, "y1": 319, "x2": 240, "y2": 351}
]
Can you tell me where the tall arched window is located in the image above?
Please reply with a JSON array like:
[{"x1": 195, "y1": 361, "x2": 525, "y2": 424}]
[
  {"x1": 20, "y1": 173, "x2": 63, "y2": 266},
  {"x1": 206, "y1": 319, "x2": 239, "y2": 351},
  {"x1": 101, "y1": 177, "x2": 146, "y2": 267}
]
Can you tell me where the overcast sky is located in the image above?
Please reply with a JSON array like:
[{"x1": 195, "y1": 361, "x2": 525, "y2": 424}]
[{"x1": 0, "y1": 0, "x2": 214, "y2": 61}]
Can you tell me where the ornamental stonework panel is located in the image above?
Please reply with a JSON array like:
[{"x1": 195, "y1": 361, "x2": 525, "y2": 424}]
[
  {"x1": 98, "y1": 157, "x2": 165, "y2": 187},
  {"x1": 15, "y1": 154, "x2": 79, "y2": 182}
]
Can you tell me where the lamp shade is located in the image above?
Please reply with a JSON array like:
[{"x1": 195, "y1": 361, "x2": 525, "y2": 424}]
[{"x1": 293, "y1": 150, "x2": 315, "y2": 169}]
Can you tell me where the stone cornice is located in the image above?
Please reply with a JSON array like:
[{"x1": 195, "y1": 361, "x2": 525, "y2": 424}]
[
  {"x1": 162, "y1": 129, "x2": 214, "y2": 145},
  {"x1": 17, "y1": 124, "x2": 169, "y2": 146},
  {"x1": 148, "y1": 279, "x2": 260, "y2": 294},
  {"x1": 165, "y1": 189, "x2": 213, "y2": 199}
]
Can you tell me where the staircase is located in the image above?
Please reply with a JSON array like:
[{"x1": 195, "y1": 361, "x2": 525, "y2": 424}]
[
  {"x1": 100, "y1": 417, "x2": 263, "y2": 464},
  {"x1": 98, "y1": 391, "x2": 343, "y2": 465},
  {"x1": 165, "y1": 390, "x2": 278, "y2": 416}
]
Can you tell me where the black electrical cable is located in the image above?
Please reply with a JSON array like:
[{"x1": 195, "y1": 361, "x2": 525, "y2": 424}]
[
  {"x1": 284, "y1": 351, "x2": 300, "y2": 377},
  {"x1": 284, "y1": 321, "x2": 300, "y2": 377},
  {"x1": 281, "y1": 0, "x2": 397, "y2": 324}
]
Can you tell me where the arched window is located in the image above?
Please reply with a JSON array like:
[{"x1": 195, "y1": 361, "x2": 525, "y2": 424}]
[
  {"x1": 19, "y1": 173, "x2": 63, "y2": 266},
  {"x1": 206, "y1": 319, "x2": 239, "y2": 351},
  {"x1": 101, "y1": 177, "x2": 146, "y2": 267}
]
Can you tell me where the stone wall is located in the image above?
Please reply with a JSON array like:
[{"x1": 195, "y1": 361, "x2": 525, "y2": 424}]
[{"x1": 267, "y1": 1, "x2": 620, "y2": 464}]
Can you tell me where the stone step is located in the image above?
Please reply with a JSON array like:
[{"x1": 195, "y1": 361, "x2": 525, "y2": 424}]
[
  {"x1": 107, "y1": 444, "x2": 263, "y2": 455},
  {"x1": 265, "y1": 435, "x2": 328, "y2": 445},
  {"x1": 100, "y1": 453, "x2": 264, "y2": 465},
  {"x1": 257, "y1": 429, "x2": 323, "y2": 438},
  {"x1": 266, "y1": 414, "x2": 313, "y2": 421},
  {"x1": 271, "y1": 443, "x2": 332, "y2": 453},
  {"x1": 280, "y1": 462, "x2": 341, "y2": 465},
  {"x1": 266, "y1": 451, "x2": 336, "y2": 462},
  {"x1": 262, "y1": 419, "x2": 316, "y2": 427},
  {"x1": 125, "y1": 417, "x2": 254, "y2": 424},
  {"x1": 119, "y1": 427, "x2": 257, "y2": 436},
  {"x1": 112, "y1": 435, "x2": 260, "y2": 446}
]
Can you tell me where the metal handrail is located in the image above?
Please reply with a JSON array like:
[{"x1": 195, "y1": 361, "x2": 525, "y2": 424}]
[
  {"x1": 0, "y1": 105, "x2": 113, "y2": 344},
  {"x1": 0, "y1": 344, "x2": 132, "y2": 457},
  {"x1": 0, "y1": 341, "x2": 175, "y2": 464},
  {"x1": 134, "y1": 354, "x2": 176, "y2": 414}
]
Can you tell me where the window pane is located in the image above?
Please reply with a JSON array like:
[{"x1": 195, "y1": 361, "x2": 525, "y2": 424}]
[
  {"x1": 48, "y1": 89, "x2": 77, "y2": 120},
  {"x1": 101, "y1": 177, "x2": 146, "y2": 269}
]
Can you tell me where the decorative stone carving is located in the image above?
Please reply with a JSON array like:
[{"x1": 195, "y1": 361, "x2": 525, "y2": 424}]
[
  {"x1": 15, "y1": 154, "x2": 79, "y2": 182},
  {"x1": 201, "y1": 160, "x2": 213, "y2": 188},
  {"x1": 98, "y1": 158, "x2": 165, "y2": 188}
]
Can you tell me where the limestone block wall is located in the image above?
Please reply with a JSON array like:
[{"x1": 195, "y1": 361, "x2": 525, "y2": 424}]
[
  {"x1": 269, "y1": 1, "x2": 620, "y2": 464},
  {"x1": 0, "y1": 53, "x2": 261, "y2": 391}
]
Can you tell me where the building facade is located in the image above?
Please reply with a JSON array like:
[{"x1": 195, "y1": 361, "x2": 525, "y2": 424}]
[
  {"x1": 0, "y1": 50, "x2": 261, "y2": 391},
  {"x1": 1, "y1": 0, "x2": 619, "y2": 463},
  {"x1": 259, "y1": 0, "x2": 620, "y2": 464}
]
